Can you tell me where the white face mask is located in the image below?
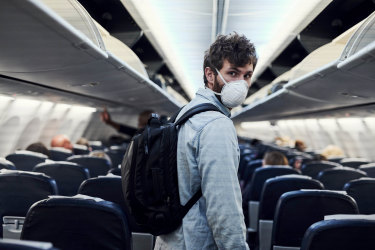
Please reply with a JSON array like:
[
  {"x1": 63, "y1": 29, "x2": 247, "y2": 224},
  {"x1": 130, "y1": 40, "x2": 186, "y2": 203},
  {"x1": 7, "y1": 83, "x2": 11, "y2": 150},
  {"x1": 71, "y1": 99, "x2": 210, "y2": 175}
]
[{"x1": 210, "y1": 69, "x2": 249, "y2": 108}]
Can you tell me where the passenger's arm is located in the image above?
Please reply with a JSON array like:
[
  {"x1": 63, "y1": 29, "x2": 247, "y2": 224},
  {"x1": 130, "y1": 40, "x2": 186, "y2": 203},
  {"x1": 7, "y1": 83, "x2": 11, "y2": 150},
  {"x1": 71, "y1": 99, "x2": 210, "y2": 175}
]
[
  {"x1": 197, "y1": 117, "x2": 248, "y2": 249},
  {"x1": 101, "y1": 108, "x2": 137, "y2": 136}
]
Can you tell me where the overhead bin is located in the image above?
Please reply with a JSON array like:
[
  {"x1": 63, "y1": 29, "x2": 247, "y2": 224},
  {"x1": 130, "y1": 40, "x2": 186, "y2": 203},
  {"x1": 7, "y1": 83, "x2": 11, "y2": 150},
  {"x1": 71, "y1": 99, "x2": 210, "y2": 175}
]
[
  {"x1": 232, "y1": 11, "x2": 375, "y2": 123},
  {"x1": 0, "y1": 0, "x2": 180, "y2": 114}
]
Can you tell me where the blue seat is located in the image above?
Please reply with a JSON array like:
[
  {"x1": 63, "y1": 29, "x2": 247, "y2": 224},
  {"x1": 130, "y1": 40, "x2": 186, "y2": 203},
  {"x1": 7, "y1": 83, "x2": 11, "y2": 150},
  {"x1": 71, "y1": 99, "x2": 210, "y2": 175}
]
[
  {"x1": 258, "y1": 176, "x2": 323, "y2": 250},
  {"x1": 317, "y1": 167, "x2": 367, "y2": 190},
  {"x1": 67, "y1": 155, "x2": 111, "y2": 178},
  {"x1": 0, "y1": 171, "x2": 57, "y2": 237},
  {"x1": 242, "y1": 166, "x2": 300, "y2": 231},
  {"x1": 108, "y1": 168, "x2": 121, "y2": 176},
  {"x1": 242, "y1": 159, "x2": 263, "y2": 185},
  {"x1": 301, "y1": 219, "x2": 375, "y2": 250},
  {"x1": 272, "y1": 190, "x2": 358, "y2": 250},
  {"x1": 344, "y1": 178, "x2": 375, "y2": 214},
  {"x1": 21, "y1": 196, "x2": 131, "y2": 250},
  {"x1": 0, "y1": 158, "x2": 16, "y2": 170},
  {"x1": 105, "y1": 146, "x2": 127, "y2": 168},
  {"x1": 72, "y1": 144, "x2": 90, "y2": 155},
  {"x1": 33, "y1": 161, "x2": 90, "y2": 196},
  {"x1": 301, "y1": 161, "x2": 341, "y2": 179},
  {"x1": 6, "y1": 151, "x2": 47, "y2": 171},
  {"x1": 49, "y1": 147, "x2": 73, "y2": 161},
  {"x1": 340, "y1": 158, "x2": 370, "y2": 169},
  {"x1": 359, "y1": 163, "x2": 375, "y2": 177}
]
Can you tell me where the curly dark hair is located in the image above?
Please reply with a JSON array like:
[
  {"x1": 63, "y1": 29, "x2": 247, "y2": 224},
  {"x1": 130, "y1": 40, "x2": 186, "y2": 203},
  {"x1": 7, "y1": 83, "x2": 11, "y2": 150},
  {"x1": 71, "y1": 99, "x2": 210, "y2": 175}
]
[{"x1": 203, "y1": 32, "x2": 257, "y2": 86}]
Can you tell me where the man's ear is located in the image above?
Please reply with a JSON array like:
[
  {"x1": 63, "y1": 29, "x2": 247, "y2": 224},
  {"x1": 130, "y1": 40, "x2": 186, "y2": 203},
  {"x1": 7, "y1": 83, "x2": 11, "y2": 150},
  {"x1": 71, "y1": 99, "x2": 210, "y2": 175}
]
[{"x1": 205, "y1": 67, "x2": 215, "y2": 89}]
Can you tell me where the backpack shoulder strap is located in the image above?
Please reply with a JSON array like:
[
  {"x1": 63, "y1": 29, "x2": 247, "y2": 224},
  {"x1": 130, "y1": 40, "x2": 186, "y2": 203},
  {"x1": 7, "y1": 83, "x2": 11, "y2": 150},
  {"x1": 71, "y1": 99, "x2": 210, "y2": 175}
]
[{"x1": 175, "y1": 103, "x2": 223, "y2": 126}]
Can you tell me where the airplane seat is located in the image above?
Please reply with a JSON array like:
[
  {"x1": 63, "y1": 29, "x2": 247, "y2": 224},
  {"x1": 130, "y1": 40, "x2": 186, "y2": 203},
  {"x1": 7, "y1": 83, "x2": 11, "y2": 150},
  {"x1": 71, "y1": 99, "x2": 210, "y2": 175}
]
[
  {"x1": 108, "y1": 168, "x2": 121, "y2": 176},
  {"x1": 0, "y1": 238, "x2": 57, "y2": 250},
  {"x1": 0, "y1": 171, "x2": 57, "y2": 238},
  {"x1": 89, "y1": 141, "x2": 105, "y2": 151},
  {"x1": 78, "y1": 177, "x2": 154, "y2": 250},
  {"x1": 344, "y1": 178, "x2": 375, "y2": 214},
  {"x1": 241, "y1": 159, "x2": 263, "y2": 186},
  {"x1": 67, "y1": 155, "x2": 112, "y2": 178},
  {"x1": 258, "y1": 175, "x2": 324, "y2": 250},
  {"x1": 326, "y1": 157, "x2": 344, "y2": 163},
  {"x1": 49, "y1": 147, "x2": 73, "y2": 161},
  {"x1": 300, "y1": 218, "x2": 375, "y2": 250},
  {"x1": 317, "y1": 167, "x2": 367, "y2": 190},
  {"x1": 339, "y1": 158, "x2": 370, "y2": 169},
  {"x1": 104, "y1": 145, "x2": 127, "y2": 169},
  {"x1": 242, "y1": 166, "x2": 300, "y2": 232},
  {"x1": 272, "y1": 190, "x2": 359, "y2": 250},
  {"x1": 301, "y1": 161, "x2": 342, "y2": 179},
  {"x1": 33, "y1": 161, "x2": 90, "y2": 196},
  {"x1": 359, "y1": 163, "x2": 375, "y2": 177},
  {"x1": 72, "y1": 144, "x2": 90, "y2": 155},
  {"x1": 5, "y1": 151, "x2": 47, "y2": 171},
  {"x1": 21, "y1": 195, "x2": 132, "y2": 250},
  {"x1": 238, "y1": 154, "x2": 253, "y2": 181},
  {"x1": 0, "y1": 158, "x2": 16, "y2": 170}
]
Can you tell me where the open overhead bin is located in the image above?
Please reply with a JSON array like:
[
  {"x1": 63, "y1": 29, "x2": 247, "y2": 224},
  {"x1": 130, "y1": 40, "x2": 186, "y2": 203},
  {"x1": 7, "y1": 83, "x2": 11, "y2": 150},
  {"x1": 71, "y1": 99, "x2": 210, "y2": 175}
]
[
  {"x1": 0, "y1": 0, "x2": 180, "y2": 115},
  {"x1": 232, "y1": 11, "x2": 375, "y2": 124}
]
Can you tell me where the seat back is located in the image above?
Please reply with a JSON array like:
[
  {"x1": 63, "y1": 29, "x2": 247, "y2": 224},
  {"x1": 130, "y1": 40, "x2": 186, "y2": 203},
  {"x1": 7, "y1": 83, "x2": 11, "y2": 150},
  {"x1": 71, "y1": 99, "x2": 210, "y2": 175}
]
[
  {"x1": 6, "y1": 151, "x2": 47, "y2": 171},
  {"x1": 0, "y1": 171, "x2": 57, "y2": 236},
  {"x1": 259, "y1": 176, "x2": 324, "y2": 221},
  {"x1": 344, "y1": 178, "x2": 375, "y2": 214},
  {"x1": 301, "y1": 219, "x2": 375, "y2": 250},
  {"x1": 0, "y1": 158, "x2": 16, "y2": 170},
  {"x1": 317, "y1": 167, "x2": 367, "y2": 190},
  {"x1": 245, "y1": 166, "x2": 301, "y2": 202},
  {"x1": 33, "y1": 161, "x2": 90, "y2": 196},
  {"x1": 242, "y1": 159, "x2": 263, "y2": 185},
  {"x1": 340, "y1": 158, "x2": 370, "y2": 169},
  {"x1": 72, "y1": 144, "x2": 90, "y2": 155},
  {"x1": 105, "y1": 146, "x2": 126, "y2": 168},
  {"x1": 272, "y1": 190, "x2": 358, "y2": 249},
  {"x1": 49, "y1": 147, "x2": 73, "y2": 161},
  {"x1": 359, "y1": 163, "x2": 375, "y2": 177},
  {"x1": 21, "y1": 196, "x2": 131, "y2": 250},
  {"x1": 301, "y1": 161, "x2": 341, "y2": 179},
  {"x1": 67, "y1": 155, "x2": 111, "y2": 177},
  {"x1": 258, "y1": 176, "x2": 323, "y2": 250},
  {"x1": 108, "y1": 168, "x2": 121, "y2": 176}
]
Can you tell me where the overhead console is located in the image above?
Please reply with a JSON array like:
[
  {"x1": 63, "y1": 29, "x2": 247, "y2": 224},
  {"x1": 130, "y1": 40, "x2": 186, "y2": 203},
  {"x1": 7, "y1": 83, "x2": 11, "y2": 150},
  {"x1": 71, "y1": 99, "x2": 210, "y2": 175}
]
[
  {"x1": 0, "y1": 0, "x2": 181, "y2": 115},
  {"x1": 233, "y1": 11, "x2": 375, "y2": 124}
]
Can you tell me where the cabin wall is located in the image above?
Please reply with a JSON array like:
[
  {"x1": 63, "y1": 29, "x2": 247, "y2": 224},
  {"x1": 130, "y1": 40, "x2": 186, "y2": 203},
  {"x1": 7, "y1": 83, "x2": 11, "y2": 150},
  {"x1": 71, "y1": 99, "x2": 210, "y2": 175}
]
[
  {"x1": 0, "y1": 97, "x2": 94, "y2": 157},
  {"x1": 237, "y1": 117, "x2": 375, "y2": 161}
]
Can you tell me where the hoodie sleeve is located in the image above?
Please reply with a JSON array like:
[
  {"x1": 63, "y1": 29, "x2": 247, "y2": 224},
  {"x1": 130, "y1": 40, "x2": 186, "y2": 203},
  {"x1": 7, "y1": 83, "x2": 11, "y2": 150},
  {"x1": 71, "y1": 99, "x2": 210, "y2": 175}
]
[{"x1": 196, "y1": 116, "x2": 249, "y2": 250}]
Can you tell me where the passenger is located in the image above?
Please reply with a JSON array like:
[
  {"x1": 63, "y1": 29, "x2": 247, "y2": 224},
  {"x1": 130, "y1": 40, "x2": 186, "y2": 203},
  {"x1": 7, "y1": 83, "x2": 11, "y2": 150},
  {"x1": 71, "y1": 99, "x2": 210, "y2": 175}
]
[
  {"x1": 321, "y1": 144, "x2": 344, "y2": 158},
  {"x1": 26, "y1": 142, "x2": 50, "y2": 157},
  {"x1": 50, "y1": 135, "x2": 73, "y2": 151},
  {"x1": 100, "y1": 108, "x2": 154, "y2": 137},
  {"x1": 89, "y1": 150, "x2": 112, "y2": 166},
  {"x1": 263, "y1": 151, "x2": 289, "y2": 166},
  {"x1": 155, "y1": 33, "x2": 256, "y2": 250},
  {"x1": 76, "y1": 137, "x2": 91, "y2": 151},
  {"x1": 294, "y1": 139, "x2": 306, "y2": 152}
]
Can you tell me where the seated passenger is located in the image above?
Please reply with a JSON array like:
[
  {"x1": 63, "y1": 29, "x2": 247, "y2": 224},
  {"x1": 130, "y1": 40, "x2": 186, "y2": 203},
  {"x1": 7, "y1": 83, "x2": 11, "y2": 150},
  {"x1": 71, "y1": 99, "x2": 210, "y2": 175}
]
[
  {"x1": 89, "y1": 150, "x2": 112, "y2": 167},
  {"x1": 263, "y1": 151, "x2": 289, "y2": 167},
  {"x1": 26, "y1": 142, "x2": 50, "y2": 158},
  {"x1": 76, "y1": 137, "x2": 91, "y2": 151},
  {"x1": 51, "y1": 135, "x2": 73, "y2": 151},
  {"x1": 321, "y1": 144, "x2": 344, "y2": 159},
  {"x1": 100, "y1": 108, "x2": 154, "y2": 137},
  {"x1": 294, "y1": 140, "x2": 307, "y2": 152}
]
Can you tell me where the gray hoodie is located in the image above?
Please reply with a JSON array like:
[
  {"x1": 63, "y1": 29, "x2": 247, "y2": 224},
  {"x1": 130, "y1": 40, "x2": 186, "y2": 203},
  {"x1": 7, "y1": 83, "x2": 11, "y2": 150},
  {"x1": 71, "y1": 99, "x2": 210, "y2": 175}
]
[{"x1": 155, "y1": 88, "x2": 249, "y2": 250}]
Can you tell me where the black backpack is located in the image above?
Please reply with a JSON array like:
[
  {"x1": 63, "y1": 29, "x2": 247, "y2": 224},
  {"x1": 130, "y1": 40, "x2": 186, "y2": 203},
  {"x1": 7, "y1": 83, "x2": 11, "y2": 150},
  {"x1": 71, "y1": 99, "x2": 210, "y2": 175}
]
[{"x1": 121, "y1": 103, "x2": 223, "y2": 235}]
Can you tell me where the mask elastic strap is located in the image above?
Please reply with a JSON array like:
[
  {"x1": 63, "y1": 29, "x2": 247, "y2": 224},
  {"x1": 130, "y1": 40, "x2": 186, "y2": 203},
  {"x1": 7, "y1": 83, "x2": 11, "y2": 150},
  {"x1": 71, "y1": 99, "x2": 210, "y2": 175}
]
[
  {"x1": 215, "y1": 68, "x2": 228, "y2": 85},
  {"x1": 207, "y1": 87, "x2": 222, "y2": 96}
]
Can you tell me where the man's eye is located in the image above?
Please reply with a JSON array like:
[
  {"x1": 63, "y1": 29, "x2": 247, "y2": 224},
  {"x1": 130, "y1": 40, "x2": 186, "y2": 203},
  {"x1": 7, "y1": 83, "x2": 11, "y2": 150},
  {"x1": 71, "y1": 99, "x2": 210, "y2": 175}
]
[
  {"x1": 229, "y1": 72, "x2": 236, "y2": 76},
  {"x1": 245, "y1": 74, "x2": 252, "y2": 79}
]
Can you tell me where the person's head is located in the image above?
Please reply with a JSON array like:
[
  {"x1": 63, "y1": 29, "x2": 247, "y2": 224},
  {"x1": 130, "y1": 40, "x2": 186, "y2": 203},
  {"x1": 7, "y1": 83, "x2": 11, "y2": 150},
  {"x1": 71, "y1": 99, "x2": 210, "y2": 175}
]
[
  {"x1": 263, "y1": 151, "x2": 288, "y2": 166},
  {"x1": 26, "y1": 142, "x2": 50, "y2": 157},
  {"x1": 295, "y1": 140, "x2": 306, "y2": 152},
  {"x1": 137, "y1": 110, "x2": 154, "y2": 129},
  {"x1": 203, "y1": 33, "x2": 257, "y2": 108},
  {"x1": 76, "y1": 137, "x2": 89, "y2": 147},
  {"x1": 51, "y1": 135, "x2": 73, "y2": 150}
]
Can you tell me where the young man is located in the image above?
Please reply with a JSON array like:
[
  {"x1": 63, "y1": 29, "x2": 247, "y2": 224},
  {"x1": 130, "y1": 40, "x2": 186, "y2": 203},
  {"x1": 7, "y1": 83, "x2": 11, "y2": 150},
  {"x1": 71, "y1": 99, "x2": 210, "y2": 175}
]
[{"x1": 155, "y1": 33, "x2": 256, "y2": 249}]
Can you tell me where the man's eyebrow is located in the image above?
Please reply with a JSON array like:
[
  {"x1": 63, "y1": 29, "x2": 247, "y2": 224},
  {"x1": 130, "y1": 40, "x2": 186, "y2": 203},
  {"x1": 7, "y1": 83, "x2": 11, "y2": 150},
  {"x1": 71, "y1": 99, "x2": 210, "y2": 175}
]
[{"x1": 228, "y1": 67, "x2": 253, "y2": 74}]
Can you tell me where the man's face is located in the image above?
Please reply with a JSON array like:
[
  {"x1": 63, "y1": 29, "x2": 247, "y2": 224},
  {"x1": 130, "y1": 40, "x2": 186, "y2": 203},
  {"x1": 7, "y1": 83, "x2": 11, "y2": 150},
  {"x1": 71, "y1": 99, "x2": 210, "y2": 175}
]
[{"x1": 206, "y1": 59, "x2": 254, "y2": 92}]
